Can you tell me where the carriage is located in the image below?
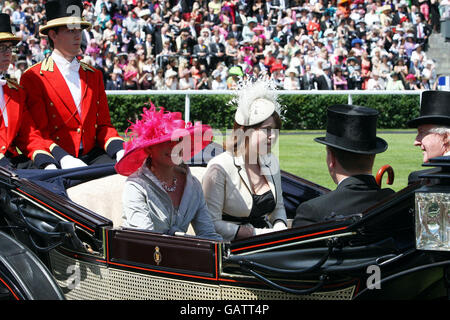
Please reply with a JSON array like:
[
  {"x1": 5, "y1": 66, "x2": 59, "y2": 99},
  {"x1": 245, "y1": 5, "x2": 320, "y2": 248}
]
[{"x1": 0, "y1": 146, "x2": 449, "y2": 300}]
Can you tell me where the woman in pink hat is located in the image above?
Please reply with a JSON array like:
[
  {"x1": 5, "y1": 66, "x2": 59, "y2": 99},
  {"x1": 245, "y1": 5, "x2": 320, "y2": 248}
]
[{"x1": 116, "y1": 105, "x2": 222, "y2": 240}]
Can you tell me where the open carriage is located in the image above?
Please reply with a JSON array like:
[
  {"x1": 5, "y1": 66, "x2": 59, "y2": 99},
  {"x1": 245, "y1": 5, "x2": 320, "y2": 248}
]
[{"x1": 0, "y1": 146, "x2": 449, "y2": 300}]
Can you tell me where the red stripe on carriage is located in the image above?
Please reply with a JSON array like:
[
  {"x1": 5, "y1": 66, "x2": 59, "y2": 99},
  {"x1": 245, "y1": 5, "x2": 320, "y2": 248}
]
[
  {"x1": 16, "y1": 188, "x2": 95, "y2": 233},
  {"x1": 0, "y1": 276, "x2": 19, "y2": 300},
  {"x1": 231, "y1": 226, "x2": 349, "y2": 253}
]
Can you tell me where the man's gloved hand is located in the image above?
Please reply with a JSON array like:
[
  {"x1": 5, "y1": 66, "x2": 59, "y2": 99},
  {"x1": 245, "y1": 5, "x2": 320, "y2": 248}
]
[
  {"x1": 60, "y1": 155, "x2": 88, "y2": 169},
  {"x1": 273, "y1": 220, "x2": 287, "y2": 231},
  {"x1": 253, "y1": 227, "x2": 275, "y2": 236},
  {"x1": 115, "y1": 149, "x2": 125, "y2": 162},
  {"x1": 44, "y1": 164, "x2": 58, "y2": 170}
]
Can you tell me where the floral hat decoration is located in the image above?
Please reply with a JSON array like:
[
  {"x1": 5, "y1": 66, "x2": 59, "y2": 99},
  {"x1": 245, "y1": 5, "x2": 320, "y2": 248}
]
[{"x1": 115, "y1": 102, "x2": 213, "y2": 176}]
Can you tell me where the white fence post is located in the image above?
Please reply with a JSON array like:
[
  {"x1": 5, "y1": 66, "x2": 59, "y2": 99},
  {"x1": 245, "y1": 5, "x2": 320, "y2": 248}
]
[{"x1": 185, "y1": 93, "x2": 190, "y2": 124}]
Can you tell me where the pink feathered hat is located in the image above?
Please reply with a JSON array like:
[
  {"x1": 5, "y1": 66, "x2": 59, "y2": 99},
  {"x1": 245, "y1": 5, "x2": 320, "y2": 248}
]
[{"x1": 115, "y1": 103, "x2": 213, "y2": 176}]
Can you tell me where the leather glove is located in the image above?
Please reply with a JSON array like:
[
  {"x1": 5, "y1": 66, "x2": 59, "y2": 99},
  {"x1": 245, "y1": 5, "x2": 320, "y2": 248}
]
[
  {"x1": 115, "y1": 149, "x2": 125, "y2": 162},
  {"x1": 60, "y1": 155, "x2": 88, "y2": 169},
  {"x1": 44, "y1": 164, "x2": 58, "y2": 170}
]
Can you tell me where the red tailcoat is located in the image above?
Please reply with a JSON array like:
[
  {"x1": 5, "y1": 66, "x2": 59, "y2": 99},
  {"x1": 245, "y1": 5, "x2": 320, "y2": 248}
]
[
  {"x1": 0, "y1": 79, "x2": 55, "y2": 167},
  {"x1": 20, "y1": 57, "x2": 124, "y2": 158}
]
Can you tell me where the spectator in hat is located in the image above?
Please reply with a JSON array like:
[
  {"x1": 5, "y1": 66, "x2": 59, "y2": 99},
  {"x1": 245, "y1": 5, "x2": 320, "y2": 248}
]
[
  {"x1": 0, "y1": 13, "x2": 59, "y2": 170},
  {"x1": 407, "y1": 91, "x2": 450, "y2": 183},
  {"x1": 419, "y1": 75, "x2": 431, "y2": 90},
  {"x1": 422, "y1": 60, "x2": 436, "y2": 87},
  {"x1": 367, "y1": 70, "x2": 385, "y2": 90},
  {"x1": 283, "y1": 67, "x2": 300, "y2": 90},
  {"x1": 211, "y1": 69, "x2": 226, "y2": 90},
  {"x1": 242, "y1": 17, "x2": 257, "y2": 42},
  {"x1": 164, "y1": 68, "x2": 178, "y2": 90},
  {"x1": 333, "y1": 67, "x2": 348, "y2": 90},
  {"x1": 106, "y1": 72, "x2": 124, "y2": 90},
  {"x1": 179, "y1": 68, "x2": 195, "y2": 90},
  {"x1": 293, "y1": 104, "x2": 395, "y2": 228},
  {"x1": 386, "y1": 72, "x2": 405, "y2": 90},
  {"x1": 203, "y1": 79, "x2": 288, "y2": 241},
  {"x1": 192, "y1": 70, "x2": 208, "y2": 90},
  {"x1": 405, "y1": 74, "x2": 420, "y2": 90},
  {"x1": 13, "y1": 58, "x2": 27, "y2": 82},
  {"x1": 20, "y1": 0, "x2": 124, "y2": 169}
]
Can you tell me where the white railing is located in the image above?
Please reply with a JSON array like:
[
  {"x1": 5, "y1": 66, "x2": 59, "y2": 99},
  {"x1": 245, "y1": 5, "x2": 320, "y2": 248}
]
[{"x1": 106, "y1": 89, "x2": 422, "y2": 123}]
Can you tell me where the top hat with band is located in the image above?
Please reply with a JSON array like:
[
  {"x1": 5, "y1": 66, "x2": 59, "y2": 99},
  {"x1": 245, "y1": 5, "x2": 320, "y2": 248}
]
[
  {"x1": 0, "y1": 13, "x2": 21, "y2": 45},
  {"x1": 314, "y1": 104, "x2": 388, "y2": 155},
  {"x1": 40, "y1": 0, "x2": 91, "y2": 35},
  {"x1": 407, "y1": 90, "x2": 450, "y2": 128}
]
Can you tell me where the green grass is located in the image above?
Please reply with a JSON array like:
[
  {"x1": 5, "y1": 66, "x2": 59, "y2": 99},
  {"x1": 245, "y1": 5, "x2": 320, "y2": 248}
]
[{"x1": 278, "y1": 132, "x2": 423, "y2": 192}]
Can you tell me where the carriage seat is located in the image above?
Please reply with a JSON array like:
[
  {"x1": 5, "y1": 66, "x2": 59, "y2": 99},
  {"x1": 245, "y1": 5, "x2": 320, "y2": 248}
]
[{"x1": 66, "y1": 166, "x2": 209, "y2": 235}]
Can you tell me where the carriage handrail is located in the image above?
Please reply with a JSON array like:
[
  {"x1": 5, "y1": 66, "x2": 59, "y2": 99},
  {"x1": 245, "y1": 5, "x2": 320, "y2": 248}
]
[{"x1": 105, "y1": 89, "x2": 422, "y2": 123}]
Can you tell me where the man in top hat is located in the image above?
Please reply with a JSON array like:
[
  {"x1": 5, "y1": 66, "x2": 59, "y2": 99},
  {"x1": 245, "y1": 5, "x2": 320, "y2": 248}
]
[
  {"x1": 407, "y1": 90, "x2": 450, "y2": 184},
  {"x1": 0, "y1": 13, "x2": 59, "y2": 169},
  {"x1": 292, "y1": 104, "x2": 395, "y2": 228},
  {"x1": 20, "y1": 0, "x2": 124, "y2": 169}
]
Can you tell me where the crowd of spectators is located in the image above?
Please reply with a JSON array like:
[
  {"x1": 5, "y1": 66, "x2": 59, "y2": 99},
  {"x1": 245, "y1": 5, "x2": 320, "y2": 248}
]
[{"x1": 1, "y1": 0, "x2": 450, "y2": 91}]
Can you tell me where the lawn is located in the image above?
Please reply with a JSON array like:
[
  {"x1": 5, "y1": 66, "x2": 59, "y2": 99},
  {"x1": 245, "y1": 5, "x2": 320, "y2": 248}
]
[{"x1": 277, "y1": 131, "x2": 424, "y2": 192}]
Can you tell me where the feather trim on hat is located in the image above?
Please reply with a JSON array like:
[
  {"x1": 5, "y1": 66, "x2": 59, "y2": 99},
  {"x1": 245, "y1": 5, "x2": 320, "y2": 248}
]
[{"x1": 230, "y1": 76, "x2": 282, "y2": 126}]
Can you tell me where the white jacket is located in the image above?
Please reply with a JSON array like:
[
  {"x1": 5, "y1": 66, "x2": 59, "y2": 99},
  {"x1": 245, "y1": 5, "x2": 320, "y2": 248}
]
[{"x1": 202, "y1": 151, "x2": 287, "y2": 241}]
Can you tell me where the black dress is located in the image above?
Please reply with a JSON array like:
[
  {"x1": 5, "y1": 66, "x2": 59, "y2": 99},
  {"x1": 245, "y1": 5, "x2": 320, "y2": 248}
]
[{"x1": 223, "y1": 190, "x2": 276, "y2": 228}]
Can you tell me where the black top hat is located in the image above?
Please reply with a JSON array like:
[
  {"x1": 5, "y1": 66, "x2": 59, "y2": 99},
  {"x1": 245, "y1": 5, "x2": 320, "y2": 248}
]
[
  {"x1": 0, "y1": 13, "x2": 21, "y2": 44},
  {"x1": 40, "y1": 0, "x2": 91, "y2": 35},
  {"x1": 408, "y1": 91, "x2": 450, "y2": 127},
  {"x1": 314, "y1": 104, "x2": 388, "y2": 154}
]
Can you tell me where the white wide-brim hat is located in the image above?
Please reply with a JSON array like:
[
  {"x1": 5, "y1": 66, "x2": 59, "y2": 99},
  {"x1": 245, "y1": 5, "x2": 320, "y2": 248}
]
[{"x1": 233, "y1": 80, "x2": 281, "y2": 126}]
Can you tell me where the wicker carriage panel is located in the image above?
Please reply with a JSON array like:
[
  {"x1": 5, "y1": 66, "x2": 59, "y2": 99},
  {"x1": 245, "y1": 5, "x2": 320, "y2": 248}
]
[
  {"x1": 49, "y1": 250, "x2": 354, "y2": 300},
  {"x1": 49, "y1": 250, "x2": 111, "y2": 300},
  {"x1": 219, "y1": 284, "x2": 355, "y2": 300}
]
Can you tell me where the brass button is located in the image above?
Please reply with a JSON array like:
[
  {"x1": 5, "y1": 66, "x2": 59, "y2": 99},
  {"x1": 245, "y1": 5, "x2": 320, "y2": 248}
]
[
  {"x1": 77, "y1": 128, "x2": 81, "y2": 133},
  {"x1": 52, "y1": 114, "x2": 56, "y2": 118},
  {"x1": 94, "y1": 124, "x2": 98, "y2": 128},
  {"x1": 96, "y1": 101, "x2": 99, "y2": 104},
  {"x1": 82, "y1": 129, "x2": 85, "y2": 133},
  {"x1": 54, "y1": 125, "x2": 58, "y2": 129},
  {"x1": 1, "y1": 146, "x2": 5, "y2": 150},
  {"x1": 96, "y1": 113, "x2": 99, "y2": 117},
  {"x1": 56, "y1": 136, "x2": 60, "y2": 140},
  {"x1": 50, "y1": 102, "x2": 54, "y2": 107}
]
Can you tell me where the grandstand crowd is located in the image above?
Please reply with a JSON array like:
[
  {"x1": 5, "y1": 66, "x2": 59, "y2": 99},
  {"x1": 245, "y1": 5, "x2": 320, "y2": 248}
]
[{"x1": 1, "y1": 0, "x2": 450, "y2": 90}]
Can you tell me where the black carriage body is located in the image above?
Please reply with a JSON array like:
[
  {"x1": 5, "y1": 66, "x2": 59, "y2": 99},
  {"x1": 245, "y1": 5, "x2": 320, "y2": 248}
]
[{"x1": 0, "y1": 158, "x2": 449, "y2": 300}]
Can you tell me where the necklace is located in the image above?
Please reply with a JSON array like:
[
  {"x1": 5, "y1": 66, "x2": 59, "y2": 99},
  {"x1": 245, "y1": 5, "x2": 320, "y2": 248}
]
[{"x1": 161, "y1": 177, "x2": 177, "y2": 192}]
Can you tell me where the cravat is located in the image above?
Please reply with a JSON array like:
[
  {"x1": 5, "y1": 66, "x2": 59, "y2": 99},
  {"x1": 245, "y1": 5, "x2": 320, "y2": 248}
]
[{"x1": 67, "y1": 59, "x2": 80, "y2": 73}]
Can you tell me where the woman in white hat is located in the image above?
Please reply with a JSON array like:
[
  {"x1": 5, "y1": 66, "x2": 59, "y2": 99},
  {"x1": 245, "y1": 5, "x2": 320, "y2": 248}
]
[
  {"x1": 202, "y1": 80, "x2": 288, "y2": 241},
  {"x1": 283, "y1": 67, "x2": 300, "y2": 90}
]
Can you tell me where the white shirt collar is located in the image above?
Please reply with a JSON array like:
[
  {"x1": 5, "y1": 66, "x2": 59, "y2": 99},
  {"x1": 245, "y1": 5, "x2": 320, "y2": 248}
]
[{"x1": 51, "y1": 51, "x2": 80, "y2": 73}]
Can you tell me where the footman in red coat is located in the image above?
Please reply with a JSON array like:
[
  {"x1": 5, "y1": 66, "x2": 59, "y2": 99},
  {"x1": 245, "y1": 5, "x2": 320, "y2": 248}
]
[
  {"x1": 0, "y1": 13, "x2": 58, "y2": 169},
  {"x1": 20, "y1": 0, "x2": 124, "y2": 169}
]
